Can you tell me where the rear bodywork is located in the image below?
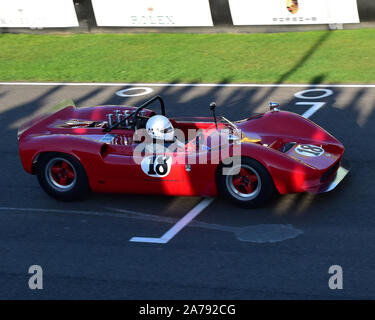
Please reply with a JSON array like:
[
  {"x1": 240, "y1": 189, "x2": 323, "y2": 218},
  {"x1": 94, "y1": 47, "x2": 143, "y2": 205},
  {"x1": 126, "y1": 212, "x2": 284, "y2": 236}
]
[{"x1": 18, "y1": 101, "x2": 350, "y2": 197}]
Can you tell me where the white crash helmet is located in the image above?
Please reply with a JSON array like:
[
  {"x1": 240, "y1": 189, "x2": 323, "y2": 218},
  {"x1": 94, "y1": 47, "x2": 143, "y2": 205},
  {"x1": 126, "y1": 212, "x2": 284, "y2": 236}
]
[{"x1": 146, "y1": 115, "x2": 175, "y2": 142}]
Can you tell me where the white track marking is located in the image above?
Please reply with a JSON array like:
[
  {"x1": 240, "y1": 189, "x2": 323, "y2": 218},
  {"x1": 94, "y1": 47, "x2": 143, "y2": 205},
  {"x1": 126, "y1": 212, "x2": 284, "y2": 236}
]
[
  {"x1": 0, "y1": 205, "x2": 302, "y2": 243},
  {"x1": 0, "y1": 206, "x2": 150, "y2": 219},
  {"x1": 115, "y1": 87, "x2": 154, "y2": 97},
  {"x1": 297, "y1": 102, "x2": 326, "y2": 119},
  {"x1": 130, "y1": 237, "x2": 169, "y2": 244},
  {"x1": 130, "y1": 198, "x2": 214, "y2": 244},
  {"x1": 108, "y1": 207, "x2": 235, "y2": 232},
  {"x1": 0, "y1": 82, "x2": 375, "y2": 88},
  {"x1": 0, "y1": 204, "x2": 234, "y2": 232}
]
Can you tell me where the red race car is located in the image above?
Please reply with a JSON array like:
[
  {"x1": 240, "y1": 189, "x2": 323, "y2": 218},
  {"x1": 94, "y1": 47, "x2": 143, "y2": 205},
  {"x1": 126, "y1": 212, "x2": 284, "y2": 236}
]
[{"x1": 18, "y1": 96, "x2": 350, "y2": 207}]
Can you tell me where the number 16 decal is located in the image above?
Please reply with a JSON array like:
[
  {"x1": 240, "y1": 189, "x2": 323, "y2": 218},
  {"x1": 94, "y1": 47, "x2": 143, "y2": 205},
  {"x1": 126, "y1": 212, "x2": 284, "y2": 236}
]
[{"x1": 141, "y1": 155, "x2": 172, "y2": 177}]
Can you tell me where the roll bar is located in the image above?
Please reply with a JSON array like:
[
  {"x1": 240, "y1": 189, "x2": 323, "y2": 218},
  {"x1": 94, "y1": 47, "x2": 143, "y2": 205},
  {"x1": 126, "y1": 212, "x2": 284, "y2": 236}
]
[{"x1": 104, "y1": 95, "x2": 166, "y2": 132}]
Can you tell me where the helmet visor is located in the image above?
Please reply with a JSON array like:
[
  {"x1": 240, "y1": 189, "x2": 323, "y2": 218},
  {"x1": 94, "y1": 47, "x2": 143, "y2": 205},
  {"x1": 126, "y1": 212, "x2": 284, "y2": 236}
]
[{"x1": 161, "y1": 126, "x2": 173, "y2": 134}]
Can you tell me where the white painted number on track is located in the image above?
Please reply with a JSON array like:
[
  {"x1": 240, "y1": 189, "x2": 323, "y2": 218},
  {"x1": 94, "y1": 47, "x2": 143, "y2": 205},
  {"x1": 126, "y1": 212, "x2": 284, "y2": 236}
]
[
  {"x1": 294, "y1": 88, "x2": 333, "y2": 119},
  {"x1": 296, "y1": 102, "x2": 326, "y2": 119},
  {"x1": 116, "y1": 87, "x2": 154, "y2": 97},
  {"x1": 294, "y1": 88, "x2": 334, "y2": 100}
]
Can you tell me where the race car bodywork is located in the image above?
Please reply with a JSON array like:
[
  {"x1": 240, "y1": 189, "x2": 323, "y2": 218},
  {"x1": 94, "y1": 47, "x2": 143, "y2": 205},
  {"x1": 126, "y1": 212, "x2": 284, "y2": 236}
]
[{"x1": 18, "y1": 96, "x2": 350, "y2": 206}]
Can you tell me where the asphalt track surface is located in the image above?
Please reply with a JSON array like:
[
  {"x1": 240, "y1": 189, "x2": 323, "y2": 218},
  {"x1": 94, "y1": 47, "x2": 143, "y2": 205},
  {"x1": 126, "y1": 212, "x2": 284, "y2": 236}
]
[{"x1": 0, "y1": 83, "x2": 374, "y2": 299}]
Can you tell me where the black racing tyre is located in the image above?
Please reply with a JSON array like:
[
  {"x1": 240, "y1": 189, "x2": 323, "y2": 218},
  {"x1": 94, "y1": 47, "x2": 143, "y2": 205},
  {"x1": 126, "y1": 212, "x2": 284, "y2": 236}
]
[
  {"x1": 36, "y1": 152, "x2": 90, "y2": 201},
  {"x1": 217, "y1": 157, "x2": 275, "y2": 208}
]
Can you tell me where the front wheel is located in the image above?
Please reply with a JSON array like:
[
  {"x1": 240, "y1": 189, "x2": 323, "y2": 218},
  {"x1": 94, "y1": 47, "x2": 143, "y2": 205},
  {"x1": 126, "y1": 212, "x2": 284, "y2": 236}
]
[
  {"x1": 36, "y1": 152, "x2": 90, "y2": 201},
  {"x1": 217, "y1": 157, "x2": 275, "y2": 207}
]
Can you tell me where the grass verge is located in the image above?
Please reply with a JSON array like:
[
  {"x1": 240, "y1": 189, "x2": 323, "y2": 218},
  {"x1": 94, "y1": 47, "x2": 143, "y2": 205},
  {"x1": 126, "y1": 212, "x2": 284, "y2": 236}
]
[{"x1": 0, "y1": 29, "x2": 374, "y2": 84}]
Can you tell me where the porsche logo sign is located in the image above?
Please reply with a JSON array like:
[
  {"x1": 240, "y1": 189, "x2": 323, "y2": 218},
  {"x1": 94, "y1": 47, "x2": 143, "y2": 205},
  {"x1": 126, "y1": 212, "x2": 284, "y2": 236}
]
[
  {"x1": 286, "y1": 0, "x2": 299, "y2": 14},
  {"x1": 228, "y1": 0, "x2": 359, "y2": 25}
]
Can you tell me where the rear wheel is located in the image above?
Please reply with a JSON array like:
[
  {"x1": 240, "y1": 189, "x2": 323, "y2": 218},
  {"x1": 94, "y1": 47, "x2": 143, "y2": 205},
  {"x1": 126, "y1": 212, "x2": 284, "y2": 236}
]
[
  {"x1": 217, "y1": 157, "x2": 274, "y2": 207},
  {"x1": 36, "y1": 153, "x2": 90, "y2": 201}
]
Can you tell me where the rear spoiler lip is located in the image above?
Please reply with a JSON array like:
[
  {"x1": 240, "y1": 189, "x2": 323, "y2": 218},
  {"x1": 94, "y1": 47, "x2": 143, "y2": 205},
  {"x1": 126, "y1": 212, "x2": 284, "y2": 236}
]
[{"x1": 17, "y1": 99, "x2": 76, "y2": 141}]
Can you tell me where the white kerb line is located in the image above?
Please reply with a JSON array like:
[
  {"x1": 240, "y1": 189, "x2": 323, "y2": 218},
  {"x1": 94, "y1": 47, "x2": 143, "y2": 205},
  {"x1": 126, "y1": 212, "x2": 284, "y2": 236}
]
[
  {"x1": 130, "y1": 198, "x2": 214, "y2": 244},
  {"x1": 1, "y1": 82, "x2": 375, "y2": 88}
]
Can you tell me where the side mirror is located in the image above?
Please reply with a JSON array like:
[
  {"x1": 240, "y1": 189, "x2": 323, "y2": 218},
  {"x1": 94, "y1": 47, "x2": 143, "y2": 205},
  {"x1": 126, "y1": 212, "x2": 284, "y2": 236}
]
[
  {"x1": 209, "y1": 102, "x2": 218, "y2": 130},
  {"x1": 269, "y1": 102, "x2": 280, "y2": 112}
]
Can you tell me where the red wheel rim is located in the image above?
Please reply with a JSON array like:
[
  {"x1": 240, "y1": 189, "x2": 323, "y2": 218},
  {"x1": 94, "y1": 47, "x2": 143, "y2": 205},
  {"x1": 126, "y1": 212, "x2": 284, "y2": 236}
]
[
  {"x1": 50, "y1": 161, "x2": 75, "y2": 186},
  {"x1": 46, "y1": 158, "x2": 77, "y2": 191},
  {"x1": 232, "y1": 167, "x2": 258, "y2": 195}
]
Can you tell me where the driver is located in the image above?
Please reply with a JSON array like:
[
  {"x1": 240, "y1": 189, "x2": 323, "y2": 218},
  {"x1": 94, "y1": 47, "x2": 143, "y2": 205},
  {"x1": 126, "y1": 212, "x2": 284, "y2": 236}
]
[
  {"x1": 146, "y1": 115, "x2": 175, "y2": 142},
  {"x1": 144, "y1": 115, "x2": 185, "y2": 153}
]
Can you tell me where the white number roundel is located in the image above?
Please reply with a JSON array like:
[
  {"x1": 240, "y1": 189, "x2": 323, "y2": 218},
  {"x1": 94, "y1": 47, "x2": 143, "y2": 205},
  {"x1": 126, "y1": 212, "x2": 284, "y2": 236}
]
[
  {"x1": 141, "y1": 155, "x2": 172, "y2": 177},
  {"x1": 295, "y1": 144, "x2": 324, "y2": 157}
]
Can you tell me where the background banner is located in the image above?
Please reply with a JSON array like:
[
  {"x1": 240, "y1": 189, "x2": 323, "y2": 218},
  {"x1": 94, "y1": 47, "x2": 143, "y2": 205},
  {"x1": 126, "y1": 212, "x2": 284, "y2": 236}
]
[
  {"x1": 0, "y1": 0, "x2": 79, "y2": 28},
  {"x1": 92, "y1": 0, "x2": 213, "y2": 27},
  {"x1": 228, "y1": 0, "x2": 360, "y2": 25}
]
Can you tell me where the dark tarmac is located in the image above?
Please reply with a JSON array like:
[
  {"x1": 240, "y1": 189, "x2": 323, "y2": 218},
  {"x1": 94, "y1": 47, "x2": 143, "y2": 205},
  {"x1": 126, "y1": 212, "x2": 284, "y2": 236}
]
[{"x1": 0, "y1": 83, "x2": 374, "y2": 299}]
